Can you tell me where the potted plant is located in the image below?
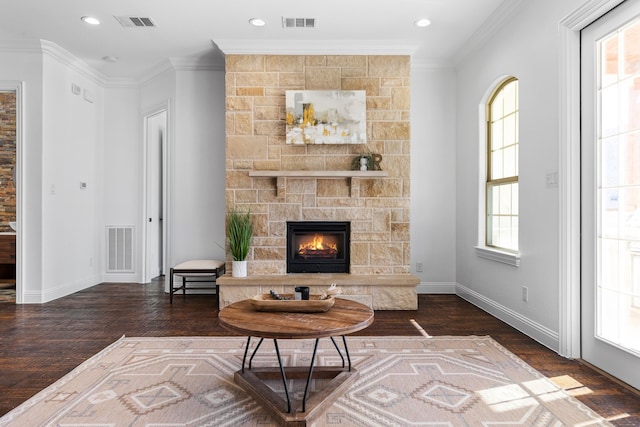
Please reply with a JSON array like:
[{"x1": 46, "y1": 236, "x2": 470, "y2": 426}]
[{"x1": 227, "y1": 208, "x2": 253, "y2": 277}]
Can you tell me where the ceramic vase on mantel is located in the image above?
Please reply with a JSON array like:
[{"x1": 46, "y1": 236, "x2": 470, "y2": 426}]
[{"x1": 232, "y1": 260, "x2": 247, "y2": 277}]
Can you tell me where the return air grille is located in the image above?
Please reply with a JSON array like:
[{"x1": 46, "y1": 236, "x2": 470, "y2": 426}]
[
  {"x1": 282, "y1": 17, "x2": 317, "y2": 28},
  {"x1": 114, "y1": 16, "x2": 157, "y2": 28},
  {"x1": 107, "y1": 226, "x2": 134, "y2": 273}
]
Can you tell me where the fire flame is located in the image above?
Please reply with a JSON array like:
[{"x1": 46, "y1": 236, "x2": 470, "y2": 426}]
[{"x1": 299, "y1": 234, "x2": 337, "y2": 252}]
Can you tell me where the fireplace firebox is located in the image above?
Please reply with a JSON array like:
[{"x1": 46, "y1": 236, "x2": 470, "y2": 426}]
[{"x1": 287, "y1": 221, "x2": 350, "y2": 273}]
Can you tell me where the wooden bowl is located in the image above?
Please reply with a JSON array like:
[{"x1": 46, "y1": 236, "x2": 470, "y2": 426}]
[{"x1": 249, "y1": 293, "x2": 335, "y2": 313}]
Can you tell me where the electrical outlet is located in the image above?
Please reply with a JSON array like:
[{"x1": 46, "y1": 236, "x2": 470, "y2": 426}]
[
  {"x1": 416, "y1": 262, "x2": 424, "y2": 272},
  {"x1": 522, "y1": 286, "x2": 528, "y2": 302}
]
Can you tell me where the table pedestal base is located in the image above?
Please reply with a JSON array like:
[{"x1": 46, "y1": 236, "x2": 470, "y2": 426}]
[{"x1": 234, "y1": 366, "x2": 359, "y2": 427}]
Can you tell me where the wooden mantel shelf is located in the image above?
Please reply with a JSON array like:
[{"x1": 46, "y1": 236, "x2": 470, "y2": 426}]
[
  {"x1": 249, "y1": 170, "x2": 388, "y2": 178},
  {"x1": 248, "y1": 170, "x2": 387, "y2": 197}
]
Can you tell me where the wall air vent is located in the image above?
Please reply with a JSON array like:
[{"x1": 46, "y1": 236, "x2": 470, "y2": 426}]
[
  {"x1": 282, "y1": 17, "x2": 317, "y2": 28},
  {"x1": 107, "y1": 226, "x2": 134, "y2": 273},
  {"x1": 114, "y1": 16, "x2": 157, "y2": 28}
]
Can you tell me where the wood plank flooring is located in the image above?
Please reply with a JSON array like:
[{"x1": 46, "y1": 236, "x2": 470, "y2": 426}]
[{"x1": 0, "y1": 279, "x2": 638, "y2": 425}]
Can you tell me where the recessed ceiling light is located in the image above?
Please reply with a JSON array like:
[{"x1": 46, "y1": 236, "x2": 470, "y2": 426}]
[
  {"x1": 81, "y1": 16, "x2": 101, "y2": 25},
  {"x1": 249, "y1": 18, "x2": 266, "y2": 27},
  {"x1": 102, "y1": 56, "x2": 118, "y2": 63},
  {"x1": 414, "y1": 18, "x2": 431, "y2": 28}
]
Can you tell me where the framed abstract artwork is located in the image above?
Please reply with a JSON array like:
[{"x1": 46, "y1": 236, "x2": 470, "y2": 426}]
[{"x1": 285, "y1": 90, "x2": 366, "y2": 145}]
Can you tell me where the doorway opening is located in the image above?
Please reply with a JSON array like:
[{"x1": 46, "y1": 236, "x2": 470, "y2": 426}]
[
  {"x1": 143, "y1": 107, "x2": 168, "y2": 283},
  {"x1": 0, "y1": 82, "x2": 21, "y2": 304}
]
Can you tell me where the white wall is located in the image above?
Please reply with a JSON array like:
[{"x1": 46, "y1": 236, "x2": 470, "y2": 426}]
[
  {"x1": 102, "y1": 84, "x2": 140, "y2": 282},
  {"x1": 411, "y1": 66, "x2": 457, "y2": 292},
  {"x1": 454, "y1": 0, "x2": 587, "y2": 350},
  {"x1": 170, "y1": 68, "x2": 226, "y2": 267},
  {"x1": 40, "y1": 49, "x2": 104, "y2": 301}
]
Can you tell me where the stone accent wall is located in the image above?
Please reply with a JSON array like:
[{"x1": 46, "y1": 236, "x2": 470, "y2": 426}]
[
  {"x1": 0, "y1": 92, "x2": 16, "y2": 232},
  {"x1": 225, "y1": 55, "x2": 410, "y2": 275}
]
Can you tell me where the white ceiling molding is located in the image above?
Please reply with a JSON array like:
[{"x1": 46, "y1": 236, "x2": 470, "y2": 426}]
[
  {"x1": 213, "y1": 39, "x2": 419, "y2": 56},
  {"x1": 0, "y1": 39, "x2": 44, "y2": 53},
  {"x1": 39, "y1": 40, "x2": 109, "y2": 86},
  {"x1": 453, "y1": 0, "x2": 526, "y2": 65}
]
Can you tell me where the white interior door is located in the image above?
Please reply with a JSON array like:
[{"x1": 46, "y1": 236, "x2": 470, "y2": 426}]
[
  {"x1": 144, "y1": 110, "x2": 166, "y2": 282},
  {"x1": 581, "y1": 0, "x2": 640, "y2": 390}
]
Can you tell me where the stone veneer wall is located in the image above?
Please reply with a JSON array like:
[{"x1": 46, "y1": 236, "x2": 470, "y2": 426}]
[
  {"x1": 0, "y1": 92, "x2": 16, "y2": 232},
  {"x1": 225, "y1": 55, "x2": 410, "y2": 275}
]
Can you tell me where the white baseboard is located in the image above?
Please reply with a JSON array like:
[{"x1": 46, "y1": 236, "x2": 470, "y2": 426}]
[
  {"x1": 455, "y1": 283, "x2": 559, "y2": 352},
  {"x1": 416, "y1": 282, "x2": 456, "y2": 294},
  {"x1": 22, "y1": 274, "x2": 101, "y2": 303},
  {"x1": 102, "y1": 273, "x2": 140, "y2": 283}
]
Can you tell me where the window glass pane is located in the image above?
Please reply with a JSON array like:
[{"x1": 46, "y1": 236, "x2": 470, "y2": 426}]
[
  {"x1": 619, "y1": 186, "x2": 640, "y2": 240},
  {"x1": 492, "y1": 150, "x2": 504, "y2": 180},
  {"x1": 619, "y1": 77, "x2": 640, "y2": 133},
  {"x1": 503, "y1": 113, "x2": 516, "y2": 147},
  {"x1": 503, "y1": 145, "x2": 517, "y2": 178},
  {"x1": 602, "y1": 85, "x2": 619, "y2": 138},
  {"x1": 602, "y1": 34, "x2": 619, "y2": 88},
  {"x1": 511, "y1": 216, "x2": 519, "y2": 250},
  {"x1": 621, "y1": 133, "x2": 640, "y2": 186},
  {"x1": 622, "y1": 20, "x2": 640, "y2": 75},
  {"x1": 490, "y1": 185, "x2": 499, "y2": 215},
  {"x1": 491, "y1": 119, "x2": 504, "y2": 149},
  {"x1": 499, "y1": 184, "x2": 512, "y2": 215},
  {"x1": 491, "y1": 91, "x2": 504, "y2": 118},
  {"x1": 514, "y1": 144, "x2": 519, "y2": 176},
  {"x1": 512, "y1": 183, "x2": 519, "y2": 215},
  {"x1": 601, "y1": 136, "x2": 619, "y2": 188},
  {"x1": 503, "y1": 81, "x2": 517, "y2": 113},
  {"x1": 601, "y1": 188, "x2": 619, "y2": 238},
  {"x1": 600, "y1": 238, "x2": 620, "y2": 291},
  {"x1": 492, "y1": 216, "x2": 500, "y2": 246},
  {"x1": 499, "y1": 216, "x2": 512, "y2": 248}
]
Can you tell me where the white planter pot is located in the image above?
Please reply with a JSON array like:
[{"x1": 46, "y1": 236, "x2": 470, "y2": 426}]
[{"x1": 232, "y1": 260, "x2": 247, "y2": 277}]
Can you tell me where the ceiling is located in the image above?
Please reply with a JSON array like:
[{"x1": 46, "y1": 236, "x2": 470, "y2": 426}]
[{"x1": 0, "y1": 0, "x2": 507, "y2": 80}]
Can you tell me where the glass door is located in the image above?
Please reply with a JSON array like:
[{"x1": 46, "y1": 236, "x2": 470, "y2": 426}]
[{"x1": 581, "y1": 0, "x2": 640, "y2": 390}]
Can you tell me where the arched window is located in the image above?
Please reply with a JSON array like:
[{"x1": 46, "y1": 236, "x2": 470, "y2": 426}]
[{"x1": 486, "y1": 78, "x2": 519, "y2": 251}]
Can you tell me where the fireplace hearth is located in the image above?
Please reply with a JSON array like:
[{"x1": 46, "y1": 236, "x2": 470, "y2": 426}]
[{"x1": 287, "y1": 221, "x2": 350, "y2": 273}]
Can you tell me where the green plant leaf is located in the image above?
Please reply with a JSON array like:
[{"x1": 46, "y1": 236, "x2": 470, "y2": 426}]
[{"x1": 227, "y1": 208, "x2": 253, "y2": 261}]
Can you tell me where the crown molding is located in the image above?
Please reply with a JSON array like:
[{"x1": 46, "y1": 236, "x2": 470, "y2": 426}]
[
  {"x1": 214, "y1": 39, "x2": 418, "y2": 56},
  {"x1": 39, "y1": 40, "x2": 109, "y2": 86},
  {"x1": 560, "y1": 0, "x2": 624, "y2": 29},
  {"x1": 453, "y1": 0, "x2": 526, "y2": 65},
  {"x1": 0, "y1": 39, "x2": 44, "y2": 53}
]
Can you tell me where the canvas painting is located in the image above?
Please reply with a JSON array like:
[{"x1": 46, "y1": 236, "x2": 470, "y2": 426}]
[{"x1": 285, "y1": 90, "x2": 366, "y2": 144}]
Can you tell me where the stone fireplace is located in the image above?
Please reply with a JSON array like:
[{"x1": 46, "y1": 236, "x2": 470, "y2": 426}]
[{"x1": 219, "y1": 54, "x2": 418, "y2": 309}]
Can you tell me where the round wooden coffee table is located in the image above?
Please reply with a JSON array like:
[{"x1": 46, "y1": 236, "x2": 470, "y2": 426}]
[{"x1": 219, "y1": 297, "x2": 374, "y2": 426}]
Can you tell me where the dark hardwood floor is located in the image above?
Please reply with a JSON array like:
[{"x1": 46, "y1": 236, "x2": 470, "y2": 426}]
[{"x1": 0, "y1": 279, "x2": 638, "y2": 424}]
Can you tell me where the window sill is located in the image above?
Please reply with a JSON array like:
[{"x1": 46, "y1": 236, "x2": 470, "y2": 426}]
[{"x1": 475, "y1": 246, "x2": 520, "y2": 267}]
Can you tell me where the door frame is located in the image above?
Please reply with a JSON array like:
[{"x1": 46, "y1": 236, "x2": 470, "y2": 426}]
[
  {"x1": 0, "y1": 81, "x2": 23, "y2": 304},
  {"x1": 558, "y1": 0, "x2": 626, "y2": 358},
  {"x1": 141, "y1": 102, "x2": 169, "y2": 284}
]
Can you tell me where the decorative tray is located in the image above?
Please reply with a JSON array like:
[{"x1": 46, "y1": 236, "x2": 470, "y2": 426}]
[{"x1": 249, "y1": 294, "x2": 335, "y2": 313}]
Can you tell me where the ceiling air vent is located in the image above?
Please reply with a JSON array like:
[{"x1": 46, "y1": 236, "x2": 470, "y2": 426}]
[
  {"x1": 282, "y1": 17, "x2": 317, "y2": 28},
  {"x1": 114, "y1": 16, "x2": 157, "y2": 28}
]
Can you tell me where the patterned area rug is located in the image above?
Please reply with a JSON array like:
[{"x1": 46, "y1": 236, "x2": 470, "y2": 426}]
[{"x1": 0, "y1": 336, "x2": 611, "y2": 426}]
